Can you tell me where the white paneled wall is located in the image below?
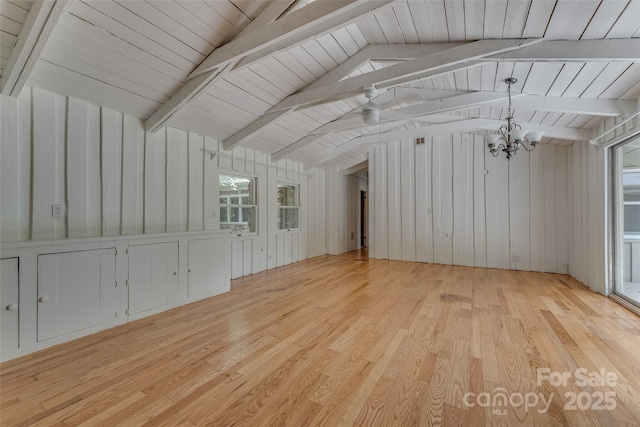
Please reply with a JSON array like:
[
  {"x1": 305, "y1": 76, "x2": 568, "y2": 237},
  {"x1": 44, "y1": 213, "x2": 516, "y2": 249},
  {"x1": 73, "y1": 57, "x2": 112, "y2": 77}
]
[
  {"x1": 567, "y1": 142, "x2": 606, "y2": 294},
  {"x1": 306, "y1": 167, "x2": 328, "y2": 258},
  {"x1": 569, "y1": 114, "x2": 640, "y2": 295},
  {"x1": 0, "y1": 87, "x2": 328, "y2": 275},
  {"x1": 367, "y1": 135, "x2": 570, "y2": 274}
]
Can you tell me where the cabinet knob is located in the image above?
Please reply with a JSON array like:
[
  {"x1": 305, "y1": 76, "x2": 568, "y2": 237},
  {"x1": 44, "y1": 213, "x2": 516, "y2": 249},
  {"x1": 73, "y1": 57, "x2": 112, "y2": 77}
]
[
  {"x1": 188, "y1": 269, "x2": 192, "y2": 273},
  {"x1": 38, "y1": 296, "x2": 49, "y2": 303},
  {"x1": 173, "y1": 272, "x2": 177, "y2": 276},
  {"x1": 5, "y1": 303, "x2": 17, "y2": 311}
]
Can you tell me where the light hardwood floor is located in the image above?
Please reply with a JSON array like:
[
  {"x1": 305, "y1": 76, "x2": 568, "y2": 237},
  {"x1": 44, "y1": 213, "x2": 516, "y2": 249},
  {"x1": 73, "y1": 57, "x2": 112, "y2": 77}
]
[{"x1": 2, "y1": 250, "x2": 640, "y2": 426}]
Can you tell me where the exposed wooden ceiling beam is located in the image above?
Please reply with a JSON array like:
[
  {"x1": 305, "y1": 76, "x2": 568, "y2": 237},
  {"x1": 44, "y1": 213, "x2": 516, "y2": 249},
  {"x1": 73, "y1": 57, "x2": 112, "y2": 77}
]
[
  {"x1": 228, "y1": 40, "x2": 539, "y2": 151},
  {"x1": 317, "y1": 91, "x2": 523, "y2": 134},
  {"x1": 287, "y1": 91, "x2": 635, "y2": 163},
  {"x1": 307, "y1": 118, "x2": 593, "y2": 168},
  {"x1": 497, "y1": 95, "x2": 637, "y2": 117},
  {"x1": 1, "y1": 0, "x2": 72, "y2": 96},
  {"x1": 304, "y1": 121, "x2": 415, "y2": 169},
  {"x1": 303, "y1": 44, "x2": 463, "y2": 91},
  {"x1": 239, "y1": 0, "x2": 297, "y2": 35},
  {"x1": 223, "y1": 109, "x2": 294, "y2": 151},
  {"x1": 485, "y1": 39, "x2": 640, "y2": 62},
  {"x1": 392, "y1": 88, "x2": 468, "y2": 101},
  {"x1": 269, "y1": 90, "x2": 399, "y2": 161},
  {"x1": 271, "y1": 134, "x2": 327, "y2": 162},
  {"x1": 189, "y1": 1, "x2": 394, "y2": 79},
  {"x1": 145, "y1": 62, "x2": 235, "y2": 132},
  {"x1": 352, "y1": 120, "x2": 592, "y2": 145},
  {"x1": 224, "y1": 44, "x2": 438, "y2": 151},
  {"x1": 145, "y1": 0, "x2": 394, "y2": 133},
  {"x1": 274, "y1": 92, "x2": 519, "y2": 160},
  {"x1": 271, "y1": 39, "x2": 542, "y2": 112}
]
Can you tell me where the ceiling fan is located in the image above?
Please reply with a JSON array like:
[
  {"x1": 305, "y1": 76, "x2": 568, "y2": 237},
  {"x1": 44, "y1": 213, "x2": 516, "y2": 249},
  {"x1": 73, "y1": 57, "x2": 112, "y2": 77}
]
[{"x1": 361, "y1": 86, "x2": 380, "y2": 124}]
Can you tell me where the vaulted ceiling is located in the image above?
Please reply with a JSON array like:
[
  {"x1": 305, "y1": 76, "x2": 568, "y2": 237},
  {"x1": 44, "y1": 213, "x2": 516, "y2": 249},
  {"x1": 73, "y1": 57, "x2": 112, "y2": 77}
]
[{"x1": 2, "y1": 0, "x2": 639, "y2": 169}]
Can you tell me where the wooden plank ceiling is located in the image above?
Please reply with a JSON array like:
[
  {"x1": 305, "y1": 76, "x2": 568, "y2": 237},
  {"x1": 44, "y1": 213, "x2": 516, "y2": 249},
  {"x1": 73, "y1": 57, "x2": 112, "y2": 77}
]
[{"x1": 2, "y1": 0, "x2": 640, "y2": 169}]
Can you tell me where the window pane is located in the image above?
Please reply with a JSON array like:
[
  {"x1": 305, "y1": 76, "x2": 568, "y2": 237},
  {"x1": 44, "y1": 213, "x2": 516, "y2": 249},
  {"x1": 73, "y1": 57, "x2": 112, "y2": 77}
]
[
  {"x1": 614, "y1": 144, "x2": 640, "y2": 308},
  {"x1": 286, "y1": 208, "x2": 298, "y2": 229},
  {"x1": 220, "y1": 175, "x2": 253, "y2": 200},
  {"x1": 247, "y1": 180, "x2": 255, "y2": 204},
  {"x1": 278, "y1": 207, "x2": 299, "y2": 229},
  {"x1": 242, "y1": 207, "x2": 256, "y2": 232},
  {"x1": 230, "y1": 207, "x2": 240, "y2": 222},
  {"x1": 277, "y1": 184, "x2": 298, "y2": 207},
  {"x1": 219, "y1": 174, "x2": 257, "y2": 233}
]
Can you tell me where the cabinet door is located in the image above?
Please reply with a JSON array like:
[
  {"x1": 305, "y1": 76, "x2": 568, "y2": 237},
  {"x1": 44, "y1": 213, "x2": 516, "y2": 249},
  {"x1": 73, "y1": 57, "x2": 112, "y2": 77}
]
[
  {"x1": 128, "y1": 243, "x2": 178, "y2": 315},
  {"x1": 188, "y1": 239, "x2": 215, "y2": 298},
  {"x1": 188, "y1": 238, "x2": 230, "y2": 298},
  {"x1": 38, "y1": 249, "x2": 116, "y2": 342},
  {"x1": 1, "y1": 258, "x2": 19, "y2": 358},
  {"x1": 210, "y1": 239, "x2": 231, "y2": 296},
  {"x1": 98, "y1": 249, "x2": 118, "y2": 323}
]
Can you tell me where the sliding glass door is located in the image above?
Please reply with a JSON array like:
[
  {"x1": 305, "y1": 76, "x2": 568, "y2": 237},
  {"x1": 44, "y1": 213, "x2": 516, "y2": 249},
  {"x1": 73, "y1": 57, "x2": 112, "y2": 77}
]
[{"x1": 612, "y1": 139, "x2": 640, "y2": 308}]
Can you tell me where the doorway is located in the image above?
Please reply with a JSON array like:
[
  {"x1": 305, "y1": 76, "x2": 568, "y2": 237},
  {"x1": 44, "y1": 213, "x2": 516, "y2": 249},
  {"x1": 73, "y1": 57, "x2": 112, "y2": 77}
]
[
  {"x1": 345, "y1": 163, "x2": 368, "y2": 257},
  {"x1": 360, "y1": 190, "x2": 368, "y2": 248},
  {"x1": 612, "y1": 138, "x2": 640, "y2": 308}
]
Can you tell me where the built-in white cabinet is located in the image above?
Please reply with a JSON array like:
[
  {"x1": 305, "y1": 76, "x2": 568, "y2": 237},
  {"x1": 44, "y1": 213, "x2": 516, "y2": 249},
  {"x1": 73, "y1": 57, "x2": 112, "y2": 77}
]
[
  {"x1": 37, "y1": 249, "x2": 116, "y2": 342},
  {"x1": 1, "y1": 258, "x2": 20, "y2": 359},
  {"x1": 0, "y1": 232, "x2": 231, "y2": 362},
  {"x1": 188, "y1": 238, "x2": 231, "y2": 298},
  {"x1": 127, "y1": 242, "x2": 179, "y2": 317}
]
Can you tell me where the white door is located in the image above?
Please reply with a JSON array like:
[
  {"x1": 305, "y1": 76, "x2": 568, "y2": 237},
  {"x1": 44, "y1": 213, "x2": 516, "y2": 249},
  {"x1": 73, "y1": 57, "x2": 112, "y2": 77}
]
[
  {"x1": 188, "y1": 239, "x2": 216, "y2": 298},
  {"x1": 188, "y1": 238, "x2": 230, "y2": 298},
  {"x1": 1, "y1": 258, "x2": 20, "y2": 358},
  {"x1": 37, "y1": 249, "x2": 116, "y2": 342},
  {"x1": 128, "y1": 243, "x2": 178, "y2": 316}
]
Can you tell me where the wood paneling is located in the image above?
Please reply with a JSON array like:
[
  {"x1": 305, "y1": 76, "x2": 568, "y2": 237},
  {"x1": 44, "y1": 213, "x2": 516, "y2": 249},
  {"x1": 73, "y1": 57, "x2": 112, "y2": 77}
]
[
  {"x1": 2, "y1": 250, "x2": 639, "y2": 426},
  {"x1": 1, "y1": 87, "x2": 322, "y2": 280},
  {"x1": 3, "y1": 0, "x2": 635, "y2": 166},
  {"x1": 368, "y1": 136, "x2": 570, "y2": 274},
  {"x1": 0, "y1": 93, "x2": 18, "y2": 241},
  {"x1": 568, "y1": 140, "x2": 608, "y2": 294},
  {"x1": 306, "y1": 167, "x2": 327, "y2": 258},
  {"x1": 0, "y1": 0, "x2": 33, "y2": 75}
]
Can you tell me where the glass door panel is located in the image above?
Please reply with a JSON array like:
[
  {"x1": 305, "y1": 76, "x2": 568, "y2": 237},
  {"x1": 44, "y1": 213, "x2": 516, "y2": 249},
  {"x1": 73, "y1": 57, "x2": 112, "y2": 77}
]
[{"x1": 613, "y1": 140, "x2": 640, "y2": 307}]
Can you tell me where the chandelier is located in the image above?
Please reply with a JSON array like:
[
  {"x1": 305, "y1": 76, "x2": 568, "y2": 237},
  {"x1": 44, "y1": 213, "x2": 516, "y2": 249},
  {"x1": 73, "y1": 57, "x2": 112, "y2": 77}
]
[{"x1": 485, "y1": 78, "x2": 544, "y2": 160}]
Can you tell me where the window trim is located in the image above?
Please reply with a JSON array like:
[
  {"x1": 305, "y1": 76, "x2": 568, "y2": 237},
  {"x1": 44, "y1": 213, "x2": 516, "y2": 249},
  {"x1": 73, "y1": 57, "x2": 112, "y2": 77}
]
[
  {"x1": 219, "y1": 172, "x2": 258, "y2": 235},
  {"x1": 277, "y1": 181, "x2": 301, "y2": 231}
]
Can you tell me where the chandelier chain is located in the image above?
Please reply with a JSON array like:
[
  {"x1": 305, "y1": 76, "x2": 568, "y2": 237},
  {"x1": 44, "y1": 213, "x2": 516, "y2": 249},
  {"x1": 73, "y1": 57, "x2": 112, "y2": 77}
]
[{"x1": 507, "y1": 78, "x2": 512, "y2": 119}]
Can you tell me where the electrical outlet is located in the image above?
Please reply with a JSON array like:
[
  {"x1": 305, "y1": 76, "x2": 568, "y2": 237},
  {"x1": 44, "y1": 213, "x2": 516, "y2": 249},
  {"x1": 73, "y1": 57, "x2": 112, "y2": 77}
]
[{"x1": 52, "y1": 204, "x2": 65, "y2": 218}]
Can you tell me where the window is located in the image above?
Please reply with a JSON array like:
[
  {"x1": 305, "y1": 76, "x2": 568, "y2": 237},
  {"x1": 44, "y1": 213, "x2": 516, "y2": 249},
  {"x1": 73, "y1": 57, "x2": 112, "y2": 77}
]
[
  {"x1": 277, "y1": 183, "x2": 299, "y2": 230},
  {"x1": 623, "y1": 170, "x2": 640, "y2": 235},
  {"x1": 219, "y1": 174, "x2": 256, "y2": 233}
]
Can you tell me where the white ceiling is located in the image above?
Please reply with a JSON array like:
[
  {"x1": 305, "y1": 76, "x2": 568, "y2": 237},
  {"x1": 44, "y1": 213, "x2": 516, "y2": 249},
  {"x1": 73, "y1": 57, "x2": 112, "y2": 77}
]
[{"x1": 1, "y1": 0, "x2": 639, "y2": 169}]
